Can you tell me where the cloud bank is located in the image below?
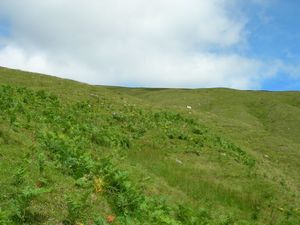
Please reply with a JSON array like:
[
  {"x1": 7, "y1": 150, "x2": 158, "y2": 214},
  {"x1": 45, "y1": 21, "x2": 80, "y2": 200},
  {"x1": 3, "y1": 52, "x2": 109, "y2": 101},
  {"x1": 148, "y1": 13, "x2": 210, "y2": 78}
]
[{"x1": 0, "y1": 0, "x2": 292, "y2": 89}]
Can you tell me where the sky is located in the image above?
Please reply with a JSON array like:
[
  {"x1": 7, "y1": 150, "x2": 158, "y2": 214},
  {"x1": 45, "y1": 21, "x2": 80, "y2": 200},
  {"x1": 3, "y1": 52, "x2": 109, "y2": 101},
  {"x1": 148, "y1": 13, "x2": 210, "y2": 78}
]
[{"x1": 0, "y1": 0, "x2": 299, "y2": 90}]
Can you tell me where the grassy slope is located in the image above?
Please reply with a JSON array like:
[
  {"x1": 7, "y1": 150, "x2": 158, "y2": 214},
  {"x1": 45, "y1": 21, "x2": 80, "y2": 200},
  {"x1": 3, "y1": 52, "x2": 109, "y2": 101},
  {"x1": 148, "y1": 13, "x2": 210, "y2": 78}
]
[
  {"x1": 117, "y1": 87, "x2": 300, "y2": 191},
  {"x1": 0, "y1": 67, "x2": 299, "y2": 225}
]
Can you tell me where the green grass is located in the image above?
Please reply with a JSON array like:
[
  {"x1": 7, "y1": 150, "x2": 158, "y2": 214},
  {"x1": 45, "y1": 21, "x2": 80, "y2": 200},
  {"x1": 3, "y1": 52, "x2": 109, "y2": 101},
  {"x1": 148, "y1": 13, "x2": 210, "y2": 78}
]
[{"x1": 0, "y1": 66, "x2": 299, "y2": 225}]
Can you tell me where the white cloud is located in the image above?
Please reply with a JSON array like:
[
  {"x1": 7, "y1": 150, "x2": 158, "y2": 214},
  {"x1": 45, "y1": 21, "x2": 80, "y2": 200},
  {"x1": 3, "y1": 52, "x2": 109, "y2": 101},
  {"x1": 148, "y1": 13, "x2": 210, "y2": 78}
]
[
  {"x1": 0, "y1": 46, "x2": 49, "y2": 73},
  {"x1": 0, "y1": 0, "x2": 283, "y2": 89}
]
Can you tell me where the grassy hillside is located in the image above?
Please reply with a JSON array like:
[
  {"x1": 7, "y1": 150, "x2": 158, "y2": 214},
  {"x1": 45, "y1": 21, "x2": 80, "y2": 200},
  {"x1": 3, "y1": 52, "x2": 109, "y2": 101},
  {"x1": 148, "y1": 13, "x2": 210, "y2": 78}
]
[{"x1": 0, "y1": 67, "x2": 299, "y2": 225}]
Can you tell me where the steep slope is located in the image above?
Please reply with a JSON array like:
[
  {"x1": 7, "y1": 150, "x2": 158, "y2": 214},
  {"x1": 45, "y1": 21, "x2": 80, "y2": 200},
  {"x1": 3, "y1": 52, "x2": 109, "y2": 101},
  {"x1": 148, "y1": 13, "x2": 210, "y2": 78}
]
[{"x1": 0, "y1": 67, "x2": 299, "y2": 225}]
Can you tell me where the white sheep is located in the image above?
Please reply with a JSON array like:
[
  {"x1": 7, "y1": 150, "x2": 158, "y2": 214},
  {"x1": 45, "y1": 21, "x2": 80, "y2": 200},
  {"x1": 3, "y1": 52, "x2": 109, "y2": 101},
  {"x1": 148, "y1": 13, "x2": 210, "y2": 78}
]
[{"x1": 186, "y1": 105, "x2": 192, "y2": 110}]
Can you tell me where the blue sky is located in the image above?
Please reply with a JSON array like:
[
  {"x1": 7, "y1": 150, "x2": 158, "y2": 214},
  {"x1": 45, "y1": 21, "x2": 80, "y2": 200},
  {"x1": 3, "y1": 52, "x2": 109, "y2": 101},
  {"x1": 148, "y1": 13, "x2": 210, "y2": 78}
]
[
  {"x1": 0, "y1": 20, "x2": 9, "y2": 38},
  {"x1": 245, "y1": 1, "x2": 300, "y2": 59},
  {"x1": 0, "y1": 0, "x2": 299, "y2": 90},
  {"x1": 242, "y1": 0, "x2": 300, "y2": 90}
]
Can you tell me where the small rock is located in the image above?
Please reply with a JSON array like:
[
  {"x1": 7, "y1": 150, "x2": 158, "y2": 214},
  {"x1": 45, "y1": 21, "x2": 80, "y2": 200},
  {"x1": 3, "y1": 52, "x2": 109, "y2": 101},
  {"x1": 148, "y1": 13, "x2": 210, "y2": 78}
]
[
  {"x1": 90, "y1": 93, "x2": 99, "y2": 98},
  {"x1": 175, "y1": 158, "x2": 183, "y2": 164}
]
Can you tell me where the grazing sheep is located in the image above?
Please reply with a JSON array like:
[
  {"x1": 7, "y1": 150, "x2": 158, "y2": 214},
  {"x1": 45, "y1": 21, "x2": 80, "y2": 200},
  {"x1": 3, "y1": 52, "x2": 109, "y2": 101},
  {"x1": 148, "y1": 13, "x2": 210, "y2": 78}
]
[{"x1": 186, "y1": 105, "x2": 192, "y2": 109}]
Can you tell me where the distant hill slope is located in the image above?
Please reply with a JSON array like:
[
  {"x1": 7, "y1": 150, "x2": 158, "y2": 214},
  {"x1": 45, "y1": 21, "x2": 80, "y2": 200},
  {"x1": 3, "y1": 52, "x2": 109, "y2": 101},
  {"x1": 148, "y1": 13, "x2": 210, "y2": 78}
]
[{"x1": 1, "y1": 66, "x2": 299, "y2": 225}]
